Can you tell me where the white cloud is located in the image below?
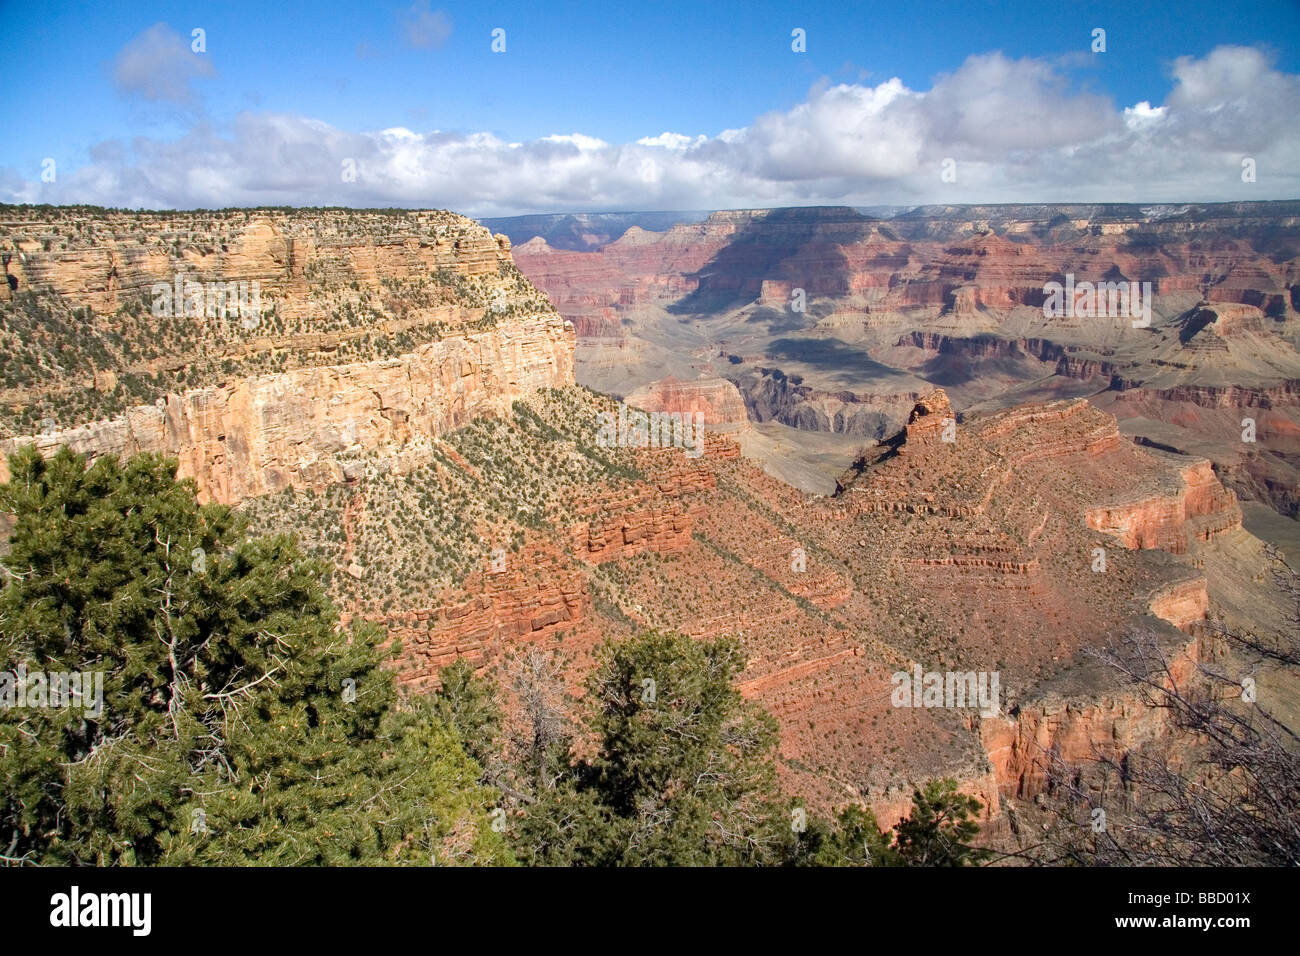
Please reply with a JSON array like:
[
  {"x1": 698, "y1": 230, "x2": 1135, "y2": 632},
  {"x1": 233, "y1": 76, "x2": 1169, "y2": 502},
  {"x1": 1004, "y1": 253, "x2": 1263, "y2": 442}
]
[
  {"x1": 399, "y1": 2, "x2": 452, "y2": 50},
  {"x1": 13, "y1": 46, "x2": 1299, "y2": 214},
  {"x1": 636, "y1": 133, "x2": 707, "y2": 150},
  {"x1": 1124, "y1": 101, "x2": 1166, "y2": 122},
  {"x1": 539, "y1": 134, "x2": 609, "y2": 152},
  {"x1": 921, "y1": 54, "x2": 1117, "y2": 153},
  {"x1": 111, "y1": 23, "x2": 215, "y2": 105},
  {"x1": 1167, "y1": 45, "x2": 1276, "y2": 107}
]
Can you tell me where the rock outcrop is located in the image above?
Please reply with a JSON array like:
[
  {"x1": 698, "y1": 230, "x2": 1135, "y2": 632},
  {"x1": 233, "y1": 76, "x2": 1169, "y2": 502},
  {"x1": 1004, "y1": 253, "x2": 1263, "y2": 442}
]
[
  {"x1": 0, "y1": 207, "x2": 573, "y2": 503},
  {"x1": 0, "y1": 314, "x2": 574, "y2": 502},
  {"x1": 1085, "y1": 459, "x2": 1242, "y2": 554},
  {"x1": 623, "y1": 375, "x2": 748, "y2": 424}
]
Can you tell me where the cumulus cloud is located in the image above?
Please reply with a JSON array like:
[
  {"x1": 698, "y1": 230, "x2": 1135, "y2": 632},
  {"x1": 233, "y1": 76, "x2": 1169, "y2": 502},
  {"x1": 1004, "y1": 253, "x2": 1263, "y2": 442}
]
[
  {"x1": 111, "y1": 23, "x2": 215, "y2": 104},
  {"x1": 14, "y1": 46, "x2": 1300, "y2": 214},
  {"x1": 1167, "y1": 45, "x2": 1278, "y2": 107},
  {"x1": 636, "y1": 133, "x2": 708, "y2": 150},
  {"x1": 922, "y1": 54, "x2": 1118, "y2": 153},
  {"x1": 400, "y1": 2, "x2": 452, "y2": 50},
  {"x1": 1123, "y1": 101, "x2": 1166, "y2": 128},
  {"x1": 540, "y1": 134, "x2": 609, "y2": 151}
]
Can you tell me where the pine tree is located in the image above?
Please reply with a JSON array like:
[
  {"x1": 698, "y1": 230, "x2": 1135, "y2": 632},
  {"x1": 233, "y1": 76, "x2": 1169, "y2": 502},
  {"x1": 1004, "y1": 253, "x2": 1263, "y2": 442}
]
[
  {"x1": 511, "y1": 630, "x2": 794, "y2": 865},
  {"x1": 796, "y1": 804, "x2": 897, "y2": 867},
  {"x1": 0, "y1": 447, "x2": 511, "y2": 866},
  {"x1": 431, "y1": 657, "x2": 502, "y2": 769},
  {"x1": 891, "y1": 778, "x2": 990, "y2": 866}
]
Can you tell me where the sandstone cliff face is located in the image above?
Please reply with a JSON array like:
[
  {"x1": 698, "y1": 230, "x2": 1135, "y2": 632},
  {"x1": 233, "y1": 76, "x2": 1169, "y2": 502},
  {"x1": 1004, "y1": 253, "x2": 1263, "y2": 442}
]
[
  {"x1": 1085, "y1": 459, "x2": 1241, "y2": 554},
  {"x1": 571, "y1": 453, "x2": 723, "y2": 564},
  {"x1": 623, "y1": 375, "x2": 748, "y2": 424},
  {"x1": 329, "y1": 427, "x2": 737, "y2": 693},
  {"x1": 0, "y1": 208, "x2": 515, "y2": 316},
  {"x1": 980, "y1": 643, "x2": 1200, "y2": 802},
  {"x1": 1147, "y1": 579, "x2": 1211, "y2": 631},
  {"x1": 374, "y1": 541, "x2": 592, "y2": 692},
  {"x1": 728, "y1": 366, "x2": 920, "y2": 438},
  {"x1": 898, "y1": 331, "x2": 1119, "y2": 383},
  {"x1": 0, "y1": 207, "x2": 574, "y2": 504},
  {"x1": 515, "y1": 203, "x2": 1300, "y2": 339},
  {"x1": 0, "y1": 314, "x2": 575, "y2": 502}
]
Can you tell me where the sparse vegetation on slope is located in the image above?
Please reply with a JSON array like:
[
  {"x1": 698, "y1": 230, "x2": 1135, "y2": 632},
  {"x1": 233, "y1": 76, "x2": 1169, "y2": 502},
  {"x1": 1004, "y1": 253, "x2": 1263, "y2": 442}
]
[{"x1": 0, "y1": 206, "x2": 556, "y2": 436}]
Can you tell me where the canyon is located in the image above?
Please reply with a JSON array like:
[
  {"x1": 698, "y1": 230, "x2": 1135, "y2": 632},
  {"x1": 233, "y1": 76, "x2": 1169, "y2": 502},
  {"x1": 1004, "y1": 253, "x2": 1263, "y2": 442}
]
[
  {"x1": 1, "y1": 203, "x2": 1292, "y2": 836},
  {"x1": 509, "y1": 203, "x2": 1300, "y2": 541}
]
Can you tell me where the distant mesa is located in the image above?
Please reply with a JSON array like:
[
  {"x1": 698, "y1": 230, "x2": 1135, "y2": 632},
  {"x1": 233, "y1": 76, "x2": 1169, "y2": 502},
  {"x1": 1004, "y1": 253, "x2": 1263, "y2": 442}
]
[
  {"x1": 623, "y1": 375, "x2": 748, "y2": 425},
  {"x1": 509, "y1": 200, "x2": 1300, "y2": 534}
]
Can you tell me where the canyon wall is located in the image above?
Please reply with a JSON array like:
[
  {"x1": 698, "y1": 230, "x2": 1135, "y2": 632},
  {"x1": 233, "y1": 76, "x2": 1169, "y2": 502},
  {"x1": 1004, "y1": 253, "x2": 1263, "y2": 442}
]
[
  {"x1": 515, "y1": 203, "x2": 1300, "y2": 339},
  {"x1": 510, "y1": 202, "x2": 1300, "y2": 543},
  {"x1": 0, "y1": 207, "x2": 574, "y2": 504},
  {"x1": 1085, "y1": 459, "x2": 1242, "y2": 553},
  {"x1": 0, "y1": 207, "x2": 516, "y2": 315},
  {"x1": 623, "y1": 375, "x2": 749, "y2": 424},
  {"x1": 980, "y1": 641, "x2": 1201, "y2": 802},
  {"x1": 0, "y1": 314, "x2": 575, "y2": 503}
]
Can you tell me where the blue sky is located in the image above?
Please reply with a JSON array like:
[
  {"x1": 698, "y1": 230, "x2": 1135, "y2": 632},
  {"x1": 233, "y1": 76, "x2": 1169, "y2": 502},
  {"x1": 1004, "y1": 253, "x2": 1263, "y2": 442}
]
[{"x1": 3, "y1": 0, "x2": 1299, "y2": 213}]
